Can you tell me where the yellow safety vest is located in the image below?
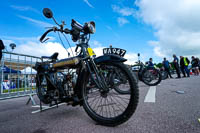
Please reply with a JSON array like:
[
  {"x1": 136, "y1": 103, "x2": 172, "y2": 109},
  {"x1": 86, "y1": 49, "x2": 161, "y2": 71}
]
[{"x1": 184, "y1": 57, "x2": 188, "y2": 66}]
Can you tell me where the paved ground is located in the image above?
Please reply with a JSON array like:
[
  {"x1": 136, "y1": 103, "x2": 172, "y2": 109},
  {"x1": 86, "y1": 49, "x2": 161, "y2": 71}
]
[{"x1": 0, "y1": 75, "x2": 200, "y2": 133}]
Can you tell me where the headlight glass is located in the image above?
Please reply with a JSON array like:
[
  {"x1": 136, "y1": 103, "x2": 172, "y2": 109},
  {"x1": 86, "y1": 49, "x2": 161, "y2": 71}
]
[{"x1": 88, "y1": 23, "x2": 95, "y2": 33}]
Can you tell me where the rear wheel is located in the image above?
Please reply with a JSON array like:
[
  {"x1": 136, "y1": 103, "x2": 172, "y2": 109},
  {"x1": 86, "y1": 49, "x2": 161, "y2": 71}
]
[
  {"x1": 160, "y1": 71, "x2": 168, "y2": 80},
  {"x1": 142, "y1": 68, "x2": 162, "y2": 86},
  {"x1": 82, "y1": 62, "x2": 139, "y2": 126},
  {"x1": 36, "y1": 74, "x2": 51, "y2": 104}
]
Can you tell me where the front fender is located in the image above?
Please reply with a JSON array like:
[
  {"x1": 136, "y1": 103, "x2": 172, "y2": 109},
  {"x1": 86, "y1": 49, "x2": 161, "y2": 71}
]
[{"x1": 94, "y1": 54, "x2": 127, "y2": 64}]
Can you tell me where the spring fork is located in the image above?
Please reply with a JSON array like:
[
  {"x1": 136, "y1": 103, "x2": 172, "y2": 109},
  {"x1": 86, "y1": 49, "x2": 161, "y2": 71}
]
[{"x1": 86, "y1": 59, "x2": 109, "y2": 92}]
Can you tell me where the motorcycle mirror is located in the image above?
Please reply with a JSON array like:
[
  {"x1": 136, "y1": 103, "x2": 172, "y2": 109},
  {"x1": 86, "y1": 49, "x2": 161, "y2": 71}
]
[{"x1": 43, "y1": 8, "x2": 53, "y2": 19}]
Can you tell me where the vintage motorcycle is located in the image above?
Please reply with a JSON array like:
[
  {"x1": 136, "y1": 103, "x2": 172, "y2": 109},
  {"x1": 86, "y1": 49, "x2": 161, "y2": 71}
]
[{"x1": 35, "y1": 8, "x2": 139, "y2": 126}]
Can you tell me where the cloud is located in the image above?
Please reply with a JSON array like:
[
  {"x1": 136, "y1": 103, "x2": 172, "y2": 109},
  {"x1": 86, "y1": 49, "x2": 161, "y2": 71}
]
[
  {"x1": 112, "y1": 5, "x2": 135, "y2": 16},
  {"x1": 17, "y1": 15, "x2": 53, "y2": 27},
  {"x1": 135, "y1": 0, "x2": 200, "y2": 58},
  {"x1": 91, "y1": 40, "x2": 102, "y2": 47},
  {"x1": 1, "y1": 36, "x2": 103, "y2": 60},
  {"x1": 124, "y1": 52, "x2": 138, "y2": 65},
  {"x1": 14, "y1": 41, "x2": 70, "y2": 59},
  {"x1": 83, "y1": 0, "x2": 94, "y2": 8},
  {"x1": 117, "y1": 17, "x2": 129, "y2": 26},
  {"x1": 2, "y1": 36, "x2": 38, "y2": 42},
  {"x1": 2, "y1": 35, "x2": 138, "y2": 65},
  {"x1": 112, "y1": 5, "x2": 135, "y2": 26},
  {"x1": 10, "y1": 5, "x2": 40, "y2": 14}
]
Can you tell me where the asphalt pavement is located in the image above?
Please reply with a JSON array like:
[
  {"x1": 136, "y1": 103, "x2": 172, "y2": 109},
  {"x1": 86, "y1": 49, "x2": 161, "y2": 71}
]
[{"x1": 0, "y1": 75, "x2": 200, "y2": 133}]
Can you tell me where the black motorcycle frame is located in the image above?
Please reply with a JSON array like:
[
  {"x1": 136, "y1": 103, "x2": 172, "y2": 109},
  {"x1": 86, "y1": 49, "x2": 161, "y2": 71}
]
[{"x1": 35, "y1": 21, "x2": 127, "y2": 105}]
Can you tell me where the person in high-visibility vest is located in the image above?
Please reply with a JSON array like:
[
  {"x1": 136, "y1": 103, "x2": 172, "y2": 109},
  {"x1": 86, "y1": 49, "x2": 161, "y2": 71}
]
[{"x1": 180, "y1": 56, "x2": 190, "y2": 77}]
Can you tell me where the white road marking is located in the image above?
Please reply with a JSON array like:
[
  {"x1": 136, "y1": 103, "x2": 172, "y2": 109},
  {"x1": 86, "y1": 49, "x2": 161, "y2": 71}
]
[{"x1": 144, "y1": 86, "x2": 156, "y2": 103}]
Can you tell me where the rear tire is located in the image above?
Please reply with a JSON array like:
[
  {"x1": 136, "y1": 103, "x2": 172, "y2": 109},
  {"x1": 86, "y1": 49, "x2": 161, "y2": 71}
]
[
  {"x1": 161, "y1": 71, "x2": 168, "y2": 80},
  {"x1": 82, "y1": 62, "x2": 139, "y2": 126},
  {"x1": 36, "y1": 74, "x2": 51, "y2": 104},
  {"x1": 142, "y1": 68, "x2": 162, "y2": 86}
]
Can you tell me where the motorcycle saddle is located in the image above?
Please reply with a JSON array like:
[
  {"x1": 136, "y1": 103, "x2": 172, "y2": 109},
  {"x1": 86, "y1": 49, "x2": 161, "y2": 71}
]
[{"x1": 41, "y1": 52, "x2": 59, "y2": 60}]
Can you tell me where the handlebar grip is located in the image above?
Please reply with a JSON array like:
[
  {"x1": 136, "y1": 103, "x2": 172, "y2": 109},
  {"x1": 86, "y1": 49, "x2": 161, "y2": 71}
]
[{"x1": 40, "y1": 29, "x2": 54, "y2": 43}]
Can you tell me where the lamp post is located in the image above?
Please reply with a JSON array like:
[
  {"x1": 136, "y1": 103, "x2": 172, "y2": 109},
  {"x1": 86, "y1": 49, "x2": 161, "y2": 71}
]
[
  {"x1": 9, "y1": 43, "x2": 16, "y2": 52},
  {"x1": 138, "y1": 53, "x2": 140, "y2": 63}
]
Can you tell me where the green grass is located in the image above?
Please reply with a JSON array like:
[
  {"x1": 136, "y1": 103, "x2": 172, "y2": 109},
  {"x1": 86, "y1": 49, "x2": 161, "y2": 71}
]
[{"x1": 3, "y1": 87, "x2": 36, "y2": 93}]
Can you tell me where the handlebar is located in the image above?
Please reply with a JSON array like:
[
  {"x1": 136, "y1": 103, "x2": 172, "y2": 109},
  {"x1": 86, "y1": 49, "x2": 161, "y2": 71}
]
[
  {"x1": 40, "y1": 19, "x2": 93, "y2": 43},
  {"x1": 40, "y1": 27, "x2": 71, "y2": 43},
  {"x1": 40, "y1": 29, "x2": 54, "y2": 43}
]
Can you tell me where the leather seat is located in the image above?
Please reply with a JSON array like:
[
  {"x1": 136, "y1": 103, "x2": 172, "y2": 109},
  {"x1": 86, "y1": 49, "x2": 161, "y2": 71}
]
[{"x1": 41, "y1": 52, "x2": 59, "y2": 60}]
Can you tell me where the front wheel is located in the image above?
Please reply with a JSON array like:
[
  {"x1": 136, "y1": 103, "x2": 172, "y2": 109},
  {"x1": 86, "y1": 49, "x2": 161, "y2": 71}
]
[{"x1": 82, "y1": 62, "x2": 139, "y2": 126}]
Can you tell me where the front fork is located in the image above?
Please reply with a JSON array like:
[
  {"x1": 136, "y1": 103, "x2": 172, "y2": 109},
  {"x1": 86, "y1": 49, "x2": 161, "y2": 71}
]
[{"x1": 85, "y1": 58, "x2": 109, "y2": 93}]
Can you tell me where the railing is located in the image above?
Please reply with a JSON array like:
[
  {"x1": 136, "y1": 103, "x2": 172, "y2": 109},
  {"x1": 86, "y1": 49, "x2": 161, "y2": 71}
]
[{"x1": 0, "y1": 51, "x2": 41, "y2": 100}]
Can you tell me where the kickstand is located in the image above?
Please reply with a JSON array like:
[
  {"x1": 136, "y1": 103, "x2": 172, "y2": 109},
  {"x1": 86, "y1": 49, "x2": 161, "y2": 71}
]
[{"x1": 26, "y1": 94, "x2": 36, "y2": 106}]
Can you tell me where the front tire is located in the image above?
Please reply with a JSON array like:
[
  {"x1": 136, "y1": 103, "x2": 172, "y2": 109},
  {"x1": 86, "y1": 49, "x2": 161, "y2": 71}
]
[{"x1": 82, "y1": 62, "x2": 139, "y2": 126}]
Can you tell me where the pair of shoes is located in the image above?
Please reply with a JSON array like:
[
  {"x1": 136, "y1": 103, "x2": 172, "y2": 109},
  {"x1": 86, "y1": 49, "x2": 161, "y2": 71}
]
[{"x1": 175, "y1": 77, "x2": 181, "y2": 79}]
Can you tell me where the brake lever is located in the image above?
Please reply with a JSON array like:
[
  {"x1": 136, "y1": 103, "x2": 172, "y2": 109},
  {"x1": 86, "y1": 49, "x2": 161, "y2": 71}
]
[
  {"x1": 60, "y1": 21, "x2": 66, "y2": 30},
  {"x1": 41, "y1": 38, "x2": 49, "y2": 43}
]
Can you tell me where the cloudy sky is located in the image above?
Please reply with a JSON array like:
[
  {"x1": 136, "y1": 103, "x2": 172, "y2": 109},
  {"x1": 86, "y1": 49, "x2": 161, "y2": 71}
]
[{"x1": 0, "y1": 0, "x2": 199, "y2": 64}]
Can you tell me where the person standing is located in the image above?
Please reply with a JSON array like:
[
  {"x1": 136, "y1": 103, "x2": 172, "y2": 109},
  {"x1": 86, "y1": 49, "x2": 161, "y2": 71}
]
[
  {"x1": 162, "y1": 57, "x2": 173, "y2": 78},
  {"x1": 180, "y1": 56, "x2": 190, "y2": 77},
  {"x1": 191, "y1": 56, "x2": 199, "y2": 75},
  {"x1": 173, "y1": 54, "x2": 181, "y2": 78},
  {"x1": 148, "y1": 58, "x2": 154, "y2": 68},
  {"x1": 0, "y1": 39, "x2": 5, "y2": 61},
  {"x1": 197, "y1": 57, "x2": 200, "y2": 72}
]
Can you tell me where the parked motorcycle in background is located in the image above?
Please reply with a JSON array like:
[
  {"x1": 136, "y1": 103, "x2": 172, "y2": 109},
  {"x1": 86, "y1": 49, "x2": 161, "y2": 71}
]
[
  {"x1": 35, "y1": 8, "x2": 139, "y2": 126},
  {"x1": 131, "y1": 54, "x2": 162, "y2": 86}
]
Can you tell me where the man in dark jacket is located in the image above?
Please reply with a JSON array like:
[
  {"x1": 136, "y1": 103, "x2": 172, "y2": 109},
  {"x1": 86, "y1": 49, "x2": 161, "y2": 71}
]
[
  {"x1": 162, "y1": 57, "x2": 173, "y2": 78},
  {"x1": 191, "y1": 56, "x2": 199, "y2": 75},
  {"x1": 0, "y1": 39, "x2": 5, "y2": 61},
  {"x1": 148, "y1": 58, "x2": 154, "y2": 68},
  {"x1": 173, "y1": 54, "x2": 181, "y2": 78},
  {"x1": 180, "y1": 56, "x2": 190, "y2": 77}
]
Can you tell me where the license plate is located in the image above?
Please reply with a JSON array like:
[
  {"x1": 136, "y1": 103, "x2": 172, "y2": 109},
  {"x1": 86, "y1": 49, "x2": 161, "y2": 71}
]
[{"x1": 103, "y1": 48, "x2": 126, "y2": 57}]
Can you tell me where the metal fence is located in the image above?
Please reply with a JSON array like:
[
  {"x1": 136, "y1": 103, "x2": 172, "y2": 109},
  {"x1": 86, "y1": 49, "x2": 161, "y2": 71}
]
[{"x1": 0, "y1": 51, "x2": 41, "y2": 100}]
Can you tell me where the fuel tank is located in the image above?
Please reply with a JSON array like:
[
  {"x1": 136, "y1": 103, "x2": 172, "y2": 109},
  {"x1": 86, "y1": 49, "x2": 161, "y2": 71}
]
[{"x1": 53, "y1": 57, "x2": 81, "y2": 68}]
